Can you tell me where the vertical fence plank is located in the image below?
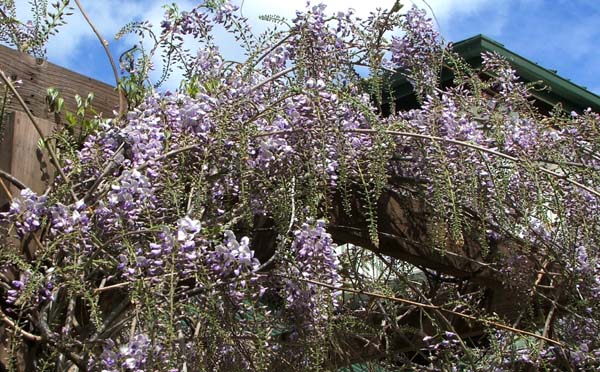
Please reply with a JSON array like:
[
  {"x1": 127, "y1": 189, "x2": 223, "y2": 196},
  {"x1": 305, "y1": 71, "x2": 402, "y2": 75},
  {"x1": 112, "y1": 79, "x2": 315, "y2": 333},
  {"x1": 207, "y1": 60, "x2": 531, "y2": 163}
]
[
  {"x1": 11, "y1": 111, "x2": 56, "y2": 194},
  {"x1": 0, "y1": 112, "x2": 55, "y2": 206},
  {"x1": 0, "y1": 112, "x2": 15, "y2": 207}
]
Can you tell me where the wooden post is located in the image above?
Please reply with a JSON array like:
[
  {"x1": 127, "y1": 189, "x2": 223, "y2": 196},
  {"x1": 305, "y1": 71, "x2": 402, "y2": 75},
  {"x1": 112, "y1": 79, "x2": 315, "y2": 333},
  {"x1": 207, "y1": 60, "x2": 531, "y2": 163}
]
[
  {"x1": 0, "y1": 112, "x2": 56, "y2": 205},
  {"x1": 0, "y1": 44, "x2": 119, "y2": 206}
]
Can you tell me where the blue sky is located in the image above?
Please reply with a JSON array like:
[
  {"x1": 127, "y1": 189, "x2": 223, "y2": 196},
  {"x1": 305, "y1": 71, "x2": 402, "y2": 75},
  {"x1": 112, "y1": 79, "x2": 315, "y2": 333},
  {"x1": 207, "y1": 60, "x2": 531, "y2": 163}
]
[{"x1": 12, "y1": 0, "x2": 600, "y2": 95}]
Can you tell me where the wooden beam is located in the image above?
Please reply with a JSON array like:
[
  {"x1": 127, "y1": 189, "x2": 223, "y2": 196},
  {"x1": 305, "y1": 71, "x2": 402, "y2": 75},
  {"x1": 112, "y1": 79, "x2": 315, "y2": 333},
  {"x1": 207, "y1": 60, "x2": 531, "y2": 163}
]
[{"x1": 329, "y1": 188, "x2": 505, "y2": 288}]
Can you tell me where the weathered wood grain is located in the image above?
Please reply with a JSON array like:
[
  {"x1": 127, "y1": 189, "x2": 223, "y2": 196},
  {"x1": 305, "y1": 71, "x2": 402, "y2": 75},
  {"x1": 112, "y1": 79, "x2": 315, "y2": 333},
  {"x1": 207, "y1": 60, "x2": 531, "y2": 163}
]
[
  {"x1": 0, "y1": 44, "x2": 119, "y2": 120},
  {"x1": 0, "y1": 111, "x2": 55, "y2": 206},
  {"x1": 0, "y1": 112, "x2": 15, "y2": 207}
]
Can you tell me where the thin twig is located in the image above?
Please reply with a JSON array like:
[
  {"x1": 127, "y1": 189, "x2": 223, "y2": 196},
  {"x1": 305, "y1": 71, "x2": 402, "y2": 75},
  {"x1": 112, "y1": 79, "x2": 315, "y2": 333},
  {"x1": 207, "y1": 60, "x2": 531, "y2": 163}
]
[
  {"x1": 286, "y1": 176, "x2": 296, "y2": 234},
  {"x1": 0, "y1": 69, "x2": 78, "y2": 202},
  {"x1": 94, "y1": 272, "x2": 179, "y2": 293},
  {"x1": 0, "y1": 169, "x2": 28, "y2": 190},
  {"x1": 73, "y1": 0, "x2": 126, "y2": 117},
  {"x1": 250, "y1": 66, "x2": 296, "y2": 92},
  {"x1": 0, "y1": 177, "x2": 12, "y2": 202},
  {"x1": 281, "y1": 274, "x2": 566, "y2": 348},
  {"x1": 538, "y1": 302, "x2": 557, "y2": 352},
  {"x1": 252, "y1": 33, "x2": 293, "y2": 68},
  {"x1": 1, "y1": 308, "x2": 43, "y2": 341}
]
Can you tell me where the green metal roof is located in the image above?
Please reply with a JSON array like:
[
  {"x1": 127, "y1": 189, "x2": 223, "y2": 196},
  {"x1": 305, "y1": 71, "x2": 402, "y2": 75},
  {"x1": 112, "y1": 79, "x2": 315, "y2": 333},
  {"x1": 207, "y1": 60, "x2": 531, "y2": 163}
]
[{"x1": 392, "y1": 34, "x2": 600, "y2": 113}]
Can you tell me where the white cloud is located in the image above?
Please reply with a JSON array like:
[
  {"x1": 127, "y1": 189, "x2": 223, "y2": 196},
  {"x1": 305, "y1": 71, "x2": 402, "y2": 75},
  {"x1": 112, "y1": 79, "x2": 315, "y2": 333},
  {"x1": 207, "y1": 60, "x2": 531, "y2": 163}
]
[
  {"x1": 14, "y1": 0, "x2": 144, "y2": 63},
  {"x1": 153, "y1": 0, "x2": 498, "y2": 89},
  {"x1": 11, "y1": 0, "x2": 499, "y2": 89},
  {"x1": 235, "y1": 0, "x2": 497, "y2": 29}
]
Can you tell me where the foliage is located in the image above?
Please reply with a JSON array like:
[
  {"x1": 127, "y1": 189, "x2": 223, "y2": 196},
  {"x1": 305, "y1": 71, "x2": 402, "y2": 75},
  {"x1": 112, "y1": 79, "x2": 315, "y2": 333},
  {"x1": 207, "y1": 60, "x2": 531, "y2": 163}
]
[
  {"x1": 0, "y1": 0, "x2": 73, "y2": 58},
  {"x1": 1, "y1": 1, "x2": 600, "y2": 371}
]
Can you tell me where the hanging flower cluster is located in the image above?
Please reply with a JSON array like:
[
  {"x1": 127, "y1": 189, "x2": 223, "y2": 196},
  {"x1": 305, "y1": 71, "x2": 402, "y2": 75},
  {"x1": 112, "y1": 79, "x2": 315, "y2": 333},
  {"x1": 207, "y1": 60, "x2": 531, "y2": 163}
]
[
  {"x1": 281, "y1": 220, "x2": 341, "y2": 332},
  {"x1": 2, "y1": 188, "x2": 47, "y2": 237}
]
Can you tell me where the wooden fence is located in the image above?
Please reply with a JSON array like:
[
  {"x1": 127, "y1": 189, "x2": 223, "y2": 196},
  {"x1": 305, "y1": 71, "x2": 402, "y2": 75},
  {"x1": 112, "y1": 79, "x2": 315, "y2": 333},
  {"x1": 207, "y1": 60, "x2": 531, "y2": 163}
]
[
  {"x1": 0, "y1": 112, "x2": 54, "y2": 206},
  {"x1": 0, "y1": 45, "x2": 119, "y2": 207},
  {"x1": 0, "y1": 44, "x2": 118, "y2": 119}
]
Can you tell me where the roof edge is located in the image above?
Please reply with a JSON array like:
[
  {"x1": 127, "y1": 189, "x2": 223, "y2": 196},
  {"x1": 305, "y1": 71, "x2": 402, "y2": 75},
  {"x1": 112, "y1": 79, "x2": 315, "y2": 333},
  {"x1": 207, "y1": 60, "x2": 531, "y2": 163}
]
[{"x1": 452, "y1": 35, "x2": 600, "y2": 112}]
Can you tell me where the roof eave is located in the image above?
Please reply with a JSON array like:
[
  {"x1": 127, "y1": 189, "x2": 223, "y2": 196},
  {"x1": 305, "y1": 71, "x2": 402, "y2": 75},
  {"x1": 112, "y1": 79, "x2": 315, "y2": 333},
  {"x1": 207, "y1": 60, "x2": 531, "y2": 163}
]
[{"x1": 452, "y1": 35, "x2": 600, "y2": 113}]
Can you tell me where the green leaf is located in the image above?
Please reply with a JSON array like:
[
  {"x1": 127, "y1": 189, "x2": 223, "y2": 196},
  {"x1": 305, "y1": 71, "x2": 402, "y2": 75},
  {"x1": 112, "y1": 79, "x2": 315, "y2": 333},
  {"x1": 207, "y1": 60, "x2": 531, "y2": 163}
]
[
  {"x1": 74, "y1": 94, "x2": 82, "y2": 108},
  {"x1": 85, "y1": 92, "x2": 94, "y2": 106},
  {"x1": 65, "y1": 111, "x2": 76, "y2": 126}
]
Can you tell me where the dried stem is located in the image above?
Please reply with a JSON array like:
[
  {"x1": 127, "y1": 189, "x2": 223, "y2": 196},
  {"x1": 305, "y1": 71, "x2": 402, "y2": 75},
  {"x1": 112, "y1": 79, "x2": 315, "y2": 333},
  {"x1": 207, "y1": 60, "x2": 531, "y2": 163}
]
[
  {"x1": 0, "y1": 169, "x2": 28, "y2": 190},
  {"x1": 284, "y1": 275, "x2": 566, "y2": 348},
  {"x1": 0, "y1": 308, "x2": 43, "y2": 342},
  {"x1": 73, "y1": 0, "x2": 126, "y2": 118},
  {"x1": 0, "y1": 68, "x2": 79, "y2": 202}
]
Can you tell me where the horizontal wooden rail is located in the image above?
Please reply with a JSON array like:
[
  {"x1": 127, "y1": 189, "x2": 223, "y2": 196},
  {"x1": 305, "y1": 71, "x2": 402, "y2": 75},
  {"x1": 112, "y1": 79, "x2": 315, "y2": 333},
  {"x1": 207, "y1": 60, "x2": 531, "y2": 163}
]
[{"x1": 0, "y1": 45, "x2": 118, "y2": 120}]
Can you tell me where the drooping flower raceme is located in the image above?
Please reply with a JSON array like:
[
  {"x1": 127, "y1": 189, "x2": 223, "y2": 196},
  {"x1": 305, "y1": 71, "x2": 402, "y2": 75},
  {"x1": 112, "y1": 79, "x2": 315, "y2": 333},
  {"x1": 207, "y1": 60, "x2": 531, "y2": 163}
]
[
  {"x1": 391, "y1": 6, "x2": 444, "y2": 97},
  {"x1": 210, "y1": 230, "x2": 259, "y2": 277},
  {"x1": 281, "y1": 220, "x2": 341, "y2": 332}
]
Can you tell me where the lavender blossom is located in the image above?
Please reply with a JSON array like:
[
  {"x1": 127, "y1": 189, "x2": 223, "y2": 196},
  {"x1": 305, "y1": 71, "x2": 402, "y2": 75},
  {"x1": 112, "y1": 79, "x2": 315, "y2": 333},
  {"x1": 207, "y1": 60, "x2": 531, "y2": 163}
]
[
  {"x1": 281, "y1": 220, "x2": 341, "y2": 331},
  {"x1": 210, "y1": 230, "x2": 259, "y2": 278},
  {"x1": 391, "y1": 6, "x2": 443, "y2": 97},
  {"x1": 1, "y1": 188, "x2": 47, "y2": 237},
  {"x1": 99, "y1": 334, "x2": 150, "y2": 372}
]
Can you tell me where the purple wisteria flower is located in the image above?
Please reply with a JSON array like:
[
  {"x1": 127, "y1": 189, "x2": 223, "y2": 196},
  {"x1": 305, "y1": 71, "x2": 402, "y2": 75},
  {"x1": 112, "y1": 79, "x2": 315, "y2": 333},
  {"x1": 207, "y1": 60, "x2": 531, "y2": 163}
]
[
  {"x1": 49, "y1": 199, "x2": 90, "y2": 236},
  {"x1": 1, "y1": 188, "x2": 47, "y2": 237},
  {"x1": 176, "y1": 216, "x2": 204, "y2": 271},
  {"x1": 281, "y1": 220, "x2": 341, "y2": 331},
  {"x1": 98, "y1": 170, "x2": 155, "y2": 231},
  {"x1": 99, "y1": 333, "x2": 150, "y2": 372},
  {"x1": 210, "y1": 230, "x2": 259, "y2": 277},
  {"x1": 391, "y1": 6, "x2": 443, "y2": 97},
  {"x1": 5, "y1": 278, "x2": 27, "y2": 305},
  {"x1": 4, "y1": 272, "x2": 54, "y2": 306}
]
